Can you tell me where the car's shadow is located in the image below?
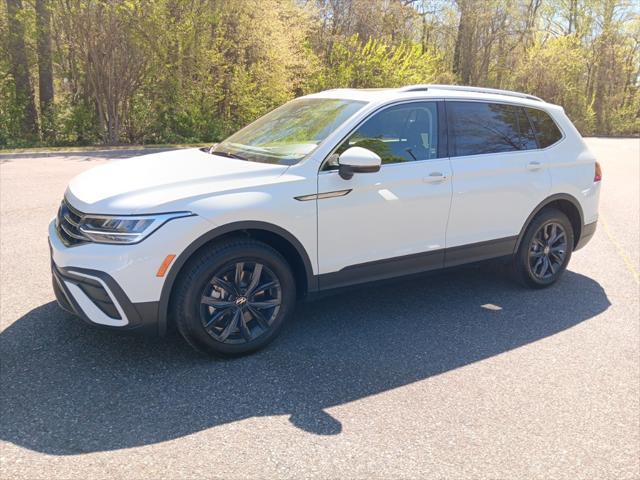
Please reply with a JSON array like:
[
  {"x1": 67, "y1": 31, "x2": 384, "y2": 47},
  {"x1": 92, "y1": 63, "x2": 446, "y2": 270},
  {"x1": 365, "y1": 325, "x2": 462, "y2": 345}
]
[{"x1": 0, "y1": 266, "x2": 609, "y2": 455}]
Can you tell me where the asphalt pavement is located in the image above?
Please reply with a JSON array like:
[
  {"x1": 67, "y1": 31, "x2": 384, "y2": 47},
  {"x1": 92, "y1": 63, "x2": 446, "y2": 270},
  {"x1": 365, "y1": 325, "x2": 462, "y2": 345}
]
[{"x1": 1, "y1": 138, "x2": 638, "y2": 479}]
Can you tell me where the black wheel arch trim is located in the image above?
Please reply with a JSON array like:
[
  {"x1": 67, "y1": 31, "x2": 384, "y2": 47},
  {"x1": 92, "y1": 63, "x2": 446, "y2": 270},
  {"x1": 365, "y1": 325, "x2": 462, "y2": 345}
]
[
  {"x1": 514, "y1": 193, "x2": 585, "y2": 253},
  {"x1": 158, "y1": 221, "x2": 316, "y2": 336}
]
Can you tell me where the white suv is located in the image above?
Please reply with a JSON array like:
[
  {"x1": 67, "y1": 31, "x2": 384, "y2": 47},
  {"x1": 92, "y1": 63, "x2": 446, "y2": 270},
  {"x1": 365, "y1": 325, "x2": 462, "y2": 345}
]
[{"x1": 49, "y1": 85, "x2": 601, "y2": 356}]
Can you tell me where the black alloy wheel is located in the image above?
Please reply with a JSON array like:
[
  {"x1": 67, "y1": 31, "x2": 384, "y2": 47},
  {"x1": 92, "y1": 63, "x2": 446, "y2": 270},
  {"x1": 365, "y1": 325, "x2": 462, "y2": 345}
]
[
  {"x1": 200, "y1": 261, "x2": 282, "y2": 344},
  {"x1": 173, "y1": 238, "x2": 296, "y2": 357},
  {"x1": 514, "y1": 208, "x2": 574, "y2": 288},
  {"x1": 528, "y1": 222, "x2": 568, "y2": 281}
]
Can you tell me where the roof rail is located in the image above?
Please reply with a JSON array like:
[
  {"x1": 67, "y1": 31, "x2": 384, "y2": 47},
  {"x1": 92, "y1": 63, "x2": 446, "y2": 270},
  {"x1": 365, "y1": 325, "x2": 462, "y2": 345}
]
[{"x1": 399, "y1": 84, "x2": 543, "y2": 102}]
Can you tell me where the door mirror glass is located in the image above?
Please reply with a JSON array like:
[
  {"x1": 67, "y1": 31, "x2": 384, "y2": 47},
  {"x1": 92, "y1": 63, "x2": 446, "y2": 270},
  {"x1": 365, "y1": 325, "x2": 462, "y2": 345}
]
[{"x1": 338, "y1": 147, "x2": 381, "y2": 180}]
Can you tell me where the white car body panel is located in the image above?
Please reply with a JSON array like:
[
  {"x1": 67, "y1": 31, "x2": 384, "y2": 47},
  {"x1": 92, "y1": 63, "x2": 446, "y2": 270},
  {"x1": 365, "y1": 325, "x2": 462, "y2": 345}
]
[
  {"x1": 187, "y1": 174, "x2": 318, "y2": 274},
  {"x1": 66, "y1": 148, "x2": 289, "y2": 214},
  {"x1": 544, "y1": 110, "x2": 600, "y2": 225},
  {"x1": 446, "y1": 147, "x2": 552, "y2": 247},
  {"x1": 49, "y1": 215, "x2": 214, "y2": 303},
  {"x1": 317, "y1": 158, "x2": 452, "y2": 273}
]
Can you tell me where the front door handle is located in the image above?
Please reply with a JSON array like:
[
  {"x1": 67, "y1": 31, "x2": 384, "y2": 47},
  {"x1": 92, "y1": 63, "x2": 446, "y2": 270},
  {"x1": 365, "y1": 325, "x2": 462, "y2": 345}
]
[
  {"x1": 424, "y1": 172, "x2": 448, "y2": 183},
  {"x1": 526, "y1": 161, "x2": 542, "y2": 171}
]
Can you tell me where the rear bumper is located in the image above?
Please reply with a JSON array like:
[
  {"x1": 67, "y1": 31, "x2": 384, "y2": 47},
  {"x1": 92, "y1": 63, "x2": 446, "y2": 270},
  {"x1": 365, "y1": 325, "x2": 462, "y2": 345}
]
[{"x1": 575, "y1": 221, "x2": 597, "y2": 251}]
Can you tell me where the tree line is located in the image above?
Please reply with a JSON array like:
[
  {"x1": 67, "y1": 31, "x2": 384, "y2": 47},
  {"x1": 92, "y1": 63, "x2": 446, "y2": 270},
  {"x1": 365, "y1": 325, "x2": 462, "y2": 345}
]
[{"x1": 1, "y1": 0, "x2": 638, "y2": 148}]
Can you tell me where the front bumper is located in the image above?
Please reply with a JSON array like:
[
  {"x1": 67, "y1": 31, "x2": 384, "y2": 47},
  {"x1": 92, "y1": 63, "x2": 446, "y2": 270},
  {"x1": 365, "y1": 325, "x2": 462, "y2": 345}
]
[
  {"x1": 48, "y1": 214, "x2": 212, "y2": 335},
  {"x1": 51, "y1": 261, "x2": 159, "y2": 334}
]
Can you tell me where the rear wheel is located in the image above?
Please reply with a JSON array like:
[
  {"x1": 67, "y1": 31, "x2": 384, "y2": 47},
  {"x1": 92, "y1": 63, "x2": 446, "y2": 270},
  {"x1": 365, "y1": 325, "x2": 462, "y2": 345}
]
[
  {"x1": 514, "y1": 208, "x2": 574, "y2": 288},
  {"x1": 173, "y1": 238, "x2": 296, "y2": 357}
]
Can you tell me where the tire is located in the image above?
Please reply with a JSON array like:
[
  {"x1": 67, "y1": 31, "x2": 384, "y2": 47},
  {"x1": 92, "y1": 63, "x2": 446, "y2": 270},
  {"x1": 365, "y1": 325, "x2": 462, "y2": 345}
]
[
  {"x1": 172, "y1": 238, "x2": 296, "y2": 357},
  {"x1": 513, "y1": 208, "x2": 574, "y2": 289}
]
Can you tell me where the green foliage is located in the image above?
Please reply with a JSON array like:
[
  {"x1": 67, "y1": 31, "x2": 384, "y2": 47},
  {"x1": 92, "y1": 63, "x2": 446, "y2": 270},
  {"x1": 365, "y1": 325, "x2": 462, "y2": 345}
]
[
  {"x1": 0, "y1": 79, "x2": 27, "y2": 148},
  {"x1": 609, "y1": 91, "x2": 640, "y2": 136},
  {"x1": 511, "y1": 35, "x2": 594, "y2": 134},
  {"x1": 122, "y1": 0, "x2": 317, "y2": 144},
  {"x1": 312, "y1": 34, "x2": 454, "y2": 90},
  {"x1": 57, "y1": 100, "x2": 101, "y2": 146},
  {"x1": 0, "y1": 0, "x2": 638, "y2": 148}
]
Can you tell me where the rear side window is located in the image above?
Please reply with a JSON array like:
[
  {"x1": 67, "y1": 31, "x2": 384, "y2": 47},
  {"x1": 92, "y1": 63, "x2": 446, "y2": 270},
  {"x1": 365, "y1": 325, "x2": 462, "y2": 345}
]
[
  {"x1": 518, "y1": 107, "x2": 538, "y2": 149},
  {"x1": 448, "y1": 102, "x2": 533, "y2": 157},
  {"x1": 525, "y1": 108, "x2": 563, "y2": 148}
]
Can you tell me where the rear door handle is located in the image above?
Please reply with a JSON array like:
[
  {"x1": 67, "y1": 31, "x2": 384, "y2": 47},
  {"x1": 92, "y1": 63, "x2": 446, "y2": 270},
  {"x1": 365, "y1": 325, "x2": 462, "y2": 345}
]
[
  {"x1": 526, "y1": 161, "x2": 542, "y2": 171},
  {"x1": 424, "y1": 172, "x2": 448, "y2": 183}
]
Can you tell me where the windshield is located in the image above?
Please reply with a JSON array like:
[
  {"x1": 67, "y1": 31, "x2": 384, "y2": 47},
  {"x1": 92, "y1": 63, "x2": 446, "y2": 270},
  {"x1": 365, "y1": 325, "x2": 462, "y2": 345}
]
[{"x1": 211, "y1": 98, "x2": 367, "y2": 165}]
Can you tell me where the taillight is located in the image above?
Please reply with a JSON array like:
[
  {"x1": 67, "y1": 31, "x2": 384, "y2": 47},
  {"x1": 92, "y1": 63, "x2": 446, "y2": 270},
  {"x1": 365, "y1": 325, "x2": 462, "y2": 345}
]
[{"x1": 594, "y1": 161, "x2": 602, "y2": 182}]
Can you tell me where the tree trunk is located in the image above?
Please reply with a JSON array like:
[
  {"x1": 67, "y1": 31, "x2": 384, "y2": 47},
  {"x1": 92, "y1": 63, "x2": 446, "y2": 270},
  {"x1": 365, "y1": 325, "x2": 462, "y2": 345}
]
[
  {"x1": 5, "y1": 0, "x2": 39, "y2": 138},
  {"x1": 453, "y1": 0, "x2": 474, "y2": 84},
  {"x1": 36, "y1": 0, "x2": 55, "y2": 139},
  {"x1": 567, "y1": 0, "x2": 578, "y2": 34},
  {"x1": 593, "y1": 0, "x2": 615, "y2": 135}
]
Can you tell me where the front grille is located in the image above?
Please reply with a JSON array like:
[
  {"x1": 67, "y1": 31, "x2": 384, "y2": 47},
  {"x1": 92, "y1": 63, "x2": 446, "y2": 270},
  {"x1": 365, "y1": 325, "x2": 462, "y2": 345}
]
[{"x1": 56, "y1": 199, "x2": 87, "y2": 246}]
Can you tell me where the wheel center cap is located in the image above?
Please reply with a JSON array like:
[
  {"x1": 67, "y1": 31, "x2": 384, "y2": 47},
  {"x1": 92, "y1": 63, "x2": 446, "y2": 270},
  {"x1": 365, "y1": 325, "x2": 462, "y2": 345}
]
[
  {"x1": 543, "y1": 246, "x2": 550, "y2": 255},
  {"x1": 235, "y1": 296, "x2": 247, "y2": 306}
]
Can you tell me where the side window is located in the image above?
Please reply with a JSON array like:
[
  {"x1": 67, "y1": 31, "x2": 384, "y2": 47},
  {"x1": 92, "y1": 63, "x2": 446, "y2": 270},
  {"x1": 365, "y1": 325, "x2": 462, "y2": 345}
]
[
  {"x1": 517, "y1": 107, "x2": 538, "y2": 150},
  {"x1": 525, "y1": 108, "x2": 563, "y2": 148},
  {"x1": 449, "y1": 102, "x2": 526, "y2": 156},
  {"x1": 333, "y1": 102, "x2": 439, "y2": 166}
]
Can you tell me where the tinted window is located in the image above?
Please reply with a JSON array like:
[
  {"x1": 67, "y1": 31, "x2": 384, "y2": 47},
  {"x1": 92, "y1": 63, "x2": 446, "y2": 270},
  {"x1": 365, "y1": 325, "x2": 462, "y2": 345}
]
[
  {"x1": 449, "y1": 102, "x2": 530, "y2": 156},
  {"x1": 526, "y1": 108, "x2": 563, "y2": 148},
  {"x1": 518, "y1": 107, "x2": 538, "y2": 149},
  {"x1": 334, "y1": 102, "x2": 439, "y2": 165}
]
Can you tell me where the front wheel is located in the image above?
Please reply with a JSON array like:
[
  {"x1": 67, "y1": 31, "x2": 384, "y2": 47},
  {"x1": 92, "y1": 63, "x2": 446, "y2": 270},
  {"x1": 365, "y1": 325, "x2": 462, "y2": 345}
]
[
  {"x1": 513, "y1": 208, "x2": 574, "y2": 288},
  {"x1": 172, "y1": 238, "x2": 296, "y2": 357}
]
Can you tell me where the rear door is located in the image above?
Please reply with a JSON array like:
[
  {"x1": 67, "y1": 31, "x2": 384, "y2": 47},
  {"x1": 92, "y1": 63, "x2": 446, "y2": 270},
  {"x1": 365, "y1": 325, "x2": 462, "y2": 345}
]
[{"x1": 444, "y1": 101, "x2": 552, "y2": 265}]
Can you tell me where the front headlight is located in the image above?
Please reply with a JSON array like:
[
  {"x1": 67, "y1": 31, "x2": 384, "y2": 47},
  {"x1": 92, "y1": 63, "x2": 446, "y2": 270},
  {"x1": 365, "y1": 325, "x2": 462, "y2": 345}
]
[{"x1": 78, "y1": 212, "x2": 194, "y2": 244}]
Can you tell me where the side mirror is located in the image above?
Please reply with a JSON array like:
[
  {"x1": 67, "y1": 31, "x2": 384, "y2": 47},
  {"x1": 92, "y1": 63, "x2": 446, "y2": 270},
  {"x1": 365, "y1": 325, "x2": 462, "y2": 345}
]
[{"x1": 338, "y1": 147, "x2": 381, "y2": 180}]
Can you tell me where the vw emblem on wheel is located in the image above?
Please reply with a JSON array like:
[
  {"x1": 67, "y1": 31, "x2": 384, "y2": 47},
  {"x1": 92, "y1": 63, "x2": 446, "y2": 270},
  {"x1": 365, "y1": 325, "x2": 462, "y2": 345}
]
[{"x1": 235, "y1": 296, "x2": 247, "y2": 306}]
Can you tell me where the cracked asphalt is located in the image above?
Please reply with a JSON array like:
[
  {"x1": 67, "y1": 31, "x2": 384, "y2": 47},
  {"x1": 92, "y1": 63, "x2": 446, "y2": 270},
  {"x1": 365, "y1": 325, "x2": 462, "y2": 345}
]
[{"x1": 1, "y1": 138, "x2": 638, "y2": 479}]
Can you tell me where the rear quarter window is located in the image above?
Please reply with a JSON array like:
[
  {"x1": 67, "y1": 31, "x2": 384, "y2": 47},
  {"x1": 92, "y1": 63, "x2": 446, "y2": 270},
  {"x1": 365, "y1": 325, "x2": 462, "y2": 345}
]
[{"x1": 525, "y1": 108, "x2": 563, "y2": 148}]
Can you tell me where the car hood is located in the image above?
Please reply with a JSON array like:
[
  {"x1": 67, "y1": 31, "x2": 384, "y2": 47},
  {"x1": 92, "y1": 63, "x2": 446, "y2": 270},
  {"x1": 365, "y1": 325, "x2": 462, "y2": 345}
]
[{"x1": 65, "y1": 148, "x2": 289, "y2": 214}]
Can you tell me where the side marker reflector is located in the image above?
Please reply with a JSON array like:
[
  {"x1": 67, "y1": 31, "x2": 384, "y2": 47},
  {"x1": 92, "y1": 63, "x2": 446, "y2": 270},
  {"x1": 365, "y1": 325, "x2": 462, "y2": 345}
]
[
  {"x1": 594, "y1": 160, "x2": 602, "y2": 182},
  {"x1": 156, "y1": 254, "x2": 176, "y2": 277}
]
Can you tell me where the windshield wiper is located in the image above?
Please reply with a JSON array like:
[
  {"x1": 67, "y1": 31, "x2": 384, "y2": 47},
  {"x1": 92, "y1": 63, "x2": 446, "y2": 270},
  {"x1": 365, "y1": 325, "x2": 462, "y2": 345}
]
[{"x1": 208, "y1": 149, "x2": 247, "y2": 161}]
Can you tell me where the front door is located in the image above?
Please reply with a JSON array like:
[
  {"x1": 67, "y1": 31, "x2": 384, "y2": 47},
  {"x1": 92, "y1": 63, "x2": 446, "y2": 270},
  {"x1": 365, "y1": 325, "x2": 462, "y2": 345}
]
[{"x1": 316, "y1": 101, "x2": 453, "y2": 289}]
